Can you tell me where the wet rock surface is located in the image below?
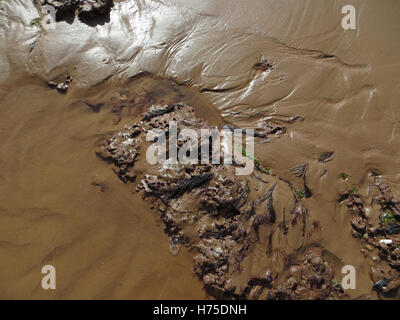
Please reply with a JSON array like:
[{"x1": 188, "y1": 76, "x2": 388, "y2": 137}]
[
  {"x1": 96, "y1": 124, "x2": 141, "y2": 183},
  {"x1": 2, "y1": 0, "x2": 400, "y2": 300},
  {"x1": 45, "y1": 0, "x2": 113, "y2": 13},
  {"x1": 43, "y1": 0, "x2": 114, "y2": 24},
  {"x1": 96, "y1": 101, "x2": 345, "y2": 300}
]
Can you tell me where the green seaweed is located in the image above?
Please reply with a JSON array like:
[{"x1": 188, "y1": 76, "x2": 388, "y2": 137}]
[
  {"x1": 30, "y1": 18, "x2": 40, "y2": 26},
  {"x1": 296, "y1": 189, "x2": 305, "y2": 199},
  {"x1": 349, "y1": 184, "x2": 357, "y2": 195},
  {"x1": 340, "y1": 173, "x2": 349, "y2": 181},
  {"x1": 240, "y1": 145, "x2": 270, "y2": 174},
  {"x1": 382, "y1": 209, "x2": 400, "y2": 226},
  {"x1": 261, "y1": 167, "x2": 270, "y2": 174}
]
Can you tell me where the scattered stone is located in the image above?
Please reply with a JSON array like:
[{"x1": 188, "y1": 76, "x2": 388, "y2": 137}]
[
  {"x1": 253, "y1": 58, "x2": 273, "y2": 71},
  {"x1": 341, "y1": 174, "x2": 400, "y2": 297},
  {"x1": 319, "y1": 151, "x2": 334, "y2": 163},
  {"x1": 47, "y1": 75, "x2": 72, "y2": 93},
  {"x1": 366, "y1": 244, "x2": 374, "y2": 252}
]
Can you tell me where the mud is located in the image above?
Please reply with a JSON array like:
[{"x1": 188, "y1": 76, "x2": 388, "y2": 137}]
[
  {"x1": 95, "y1": 97, "x2": 348, "y2": 299},
  {"x1": 0, "y1": 0, "x2": 400, "y2": 299},
  {"x1": 341, "y1": 174, "x2": 400, "y2": 298}
]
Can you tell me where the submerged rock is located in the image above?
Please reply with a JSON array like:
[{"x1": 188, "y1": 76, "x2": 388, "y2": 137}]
[
  {"x1": 47, "y1": 75, "x2": 72, "y2": 93},
  {"x1": 43, "y1": 0, "x2": 114, "y2": 22},
  {"x1": 45, "y1": 0, "x2": 113, "y2": 13},
  {"x1": 96, "y1": 124, "x2": 141, "y2": 183}
]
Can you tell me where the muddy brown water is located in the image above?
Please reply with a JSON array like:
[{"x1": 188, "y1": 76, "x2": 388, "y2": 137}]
[
  {"x1": 0, "y1": 0, "x2": 400, "y2": 299},
  {"x1": 0, "y1": 76, "x2": 215, "y2": 299}
]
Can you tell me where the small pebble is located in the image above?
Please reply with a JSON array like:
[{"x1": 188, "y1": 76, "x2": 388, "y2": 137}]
[
  {"x1": 169, "y1": 237, "x2": 181, "y2": 256},
  {"x1": 366, "y1": 244, "x2": 374, "y2": 251}
]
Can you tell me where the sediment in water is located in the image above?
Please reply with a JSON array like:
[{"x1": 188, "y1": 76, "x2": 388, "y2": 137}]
[{"x1": 1, "y1": 0, "x2": 400, "y2": 300}]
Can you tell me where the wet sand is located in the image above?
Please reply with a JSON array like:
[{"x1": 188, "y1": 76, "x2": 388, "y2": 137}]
[
  {"x1": 0, "y1": 0, "x2": 400, "y2": 299},
  {"x1": 0, "y1": 77, "x2": 212, "y2": 299}
]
